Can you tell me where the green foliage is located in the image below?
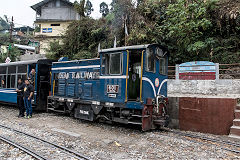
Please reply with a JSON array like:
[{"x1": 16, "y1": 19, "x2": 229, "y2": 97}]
[
  {"x1": 85, "y1": 0, "x2": 94, "y2": 16},
  {"x1": 48, "y1": 0, "x2": 240, "y2": 64},
  {"x1": 34, "y1": 26, "x2": 40, "y2": 32},
  {"x1": 45, "y1": 40, "x2": 64, "y2": 60},
  {"x1": 0, "y1": 46, "x2": 21, "y2": 63},
  {"x1": 47, "y1": 17, "x2": 113, "y2": 60},
  {"x1": 100, "y1": 2, "x2": 109, "y2": 17},
  {"x1": 0, "y1": 33, "x2": 9, "y2": 45},
  {"x1": 74, "y1": 0, "x2": 86, "y2": 17},
  {"x1": 74, "y1": 0, "x2": 93, "y2": 17},
  {"x1": 158, "y1": 0, "x2": 218, "y2": 63}
]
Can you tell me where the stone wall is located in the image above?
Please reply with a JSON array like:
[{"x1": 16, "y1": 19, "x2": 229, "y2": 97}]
[
  {"x1": 167, "y1": 79, "x2": 240, "y2": 134},
  {"x1": 168, "y1": 79, "x2": 240, "y2": 98}
]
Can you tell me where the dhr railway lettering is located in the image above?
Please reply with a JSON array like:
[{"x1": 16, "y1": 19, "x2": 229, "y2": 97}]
[{"x1": 58, "y1": 71, "x2": 100, "y2": 80}]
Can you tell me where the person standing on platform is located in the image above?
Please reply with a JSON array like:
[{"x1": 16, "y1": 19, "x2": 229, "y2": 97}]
[
  {"x1": 23, "y1": 79, "x2": 34, "y2": 118},
  {"x1": 16, "y1": 78, "x2": 25, "y2": 117}
]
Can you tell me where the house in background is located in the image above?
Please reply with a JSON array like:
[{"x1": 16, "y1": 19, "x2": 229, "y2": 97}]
[{"x1": 31, "y1": 0, "x2": 79, "y2": 54}]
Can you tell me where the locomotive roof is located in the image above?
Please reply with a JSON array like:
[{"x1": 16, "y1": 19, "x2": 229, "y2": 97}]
[
  {"x1": 99, "y1": 44, "x2": 159, "y2": 53},
  {"x1": 53, "y1": 58, "x2": 100, "y2": 64}
]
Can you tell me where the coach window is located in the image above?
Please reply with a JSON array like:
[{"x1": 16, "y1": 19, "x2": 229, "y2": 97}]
[
  {"x1": 1, "y1": 75, "x2": 6, "y2": 88},
  {"x1": 8, "y1": 66, "x2": 16, "y2": 88},
  {"x1": 109, "y1": 53, "x2": 122, "y2": 75},
  {"x1": 0, "y1": 66, "x2": 7, "y2": 88},
  {"x1": 146, "y1": 48, "x2": 155, "y2": 72},
  {"x1": 17, "y1": 65, "x2": 27, "y2": 81}
]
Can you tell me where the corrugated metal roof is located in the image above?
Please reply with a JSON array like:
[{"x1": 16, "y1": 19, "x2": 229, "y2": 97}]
[{"x1": 31, "y1": 0, "x2": 73, "y2": 14}]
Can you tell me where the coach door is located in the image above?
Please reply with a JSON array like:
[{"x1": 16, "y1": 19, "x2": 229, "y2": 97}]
[{"x1": 127, "y1": 50, "x2": 144, "y2": 101}]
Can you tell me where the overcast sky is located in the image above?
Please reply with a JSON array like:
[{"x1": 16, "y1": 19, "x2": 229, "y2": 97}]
[{"x1": 0, "y1": 0, "x2": 112, "y2": 27}]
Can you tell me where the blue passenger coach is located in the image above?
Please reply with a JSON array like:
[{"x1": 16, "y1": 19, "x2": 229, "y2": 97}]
[
  {"x1": 48, "y1": 44, "x2": 169, "y2": 130},
  {"x1": 0, "y1": 59, "x2": 52, "y2": 111}
]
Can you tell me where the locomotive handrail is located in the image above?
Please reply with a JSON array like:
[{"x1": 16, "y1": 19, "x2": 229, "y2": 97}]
[
  {"x1": 140, "y1": 50, "x2": 144, "y2": 102},
  {"x1": 53, "y1": 80, "x2": 55, "y2": 96},
  {"x1": 125, "y1": 50, "x2": 129, "y2": 102}
]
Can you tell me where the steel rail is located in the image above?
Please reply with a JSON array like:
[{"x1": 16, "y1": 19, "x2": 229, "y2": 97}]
[
  {"x1": 0, "y1": 135, "x2": 47, "y2": 160},
  {"x1": 0, "y1": 124, "x2": 91, "y2": 160},
  {"x1": 162, "y1": 128, "x2": 240, "y2": 154}
]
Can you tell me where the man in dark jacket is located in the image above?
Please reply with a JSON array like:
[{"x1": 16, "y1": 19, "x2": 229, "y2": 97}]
[
  {"x1": 16, "y1": 78, "x2": 25, "y2": 117},
  {"x1": 23, "y1": 79, "x2": 34, "y2": 118},
  {"x1": 28, "y1": 69, "x2": 35, "y2": 84}
]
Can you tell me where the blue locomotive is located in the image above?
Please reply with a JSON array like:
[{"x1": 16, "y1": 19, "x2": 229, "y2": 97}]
[
  {"x1": 0, "y1": 59, "x2": 52, "y2": 111},
  {"x1": 48, "y1": 44, "x2": 169, "y2": 131}
]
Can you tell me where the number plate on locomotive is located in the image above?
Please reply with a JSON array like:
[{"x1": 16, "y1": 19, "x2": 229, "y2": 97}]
[{"x1": 107, "y1": 85, "x2": 119, "y2": 93}]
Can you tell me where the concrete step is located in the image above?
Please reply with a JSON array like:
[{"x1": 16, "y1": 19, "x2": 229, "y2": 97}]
[
  {"x1": 235, "y1": 110, "x2": 240, "y2": 119},
  {"x1": 230, "y1": 126, "x2": 240, "y2": 136},
  {"x1": 233, "y1": 119, "x2": 240, "y2": 126},
  {"x1": 228, "y1": 134, "x2": 240, "y2": 140}
]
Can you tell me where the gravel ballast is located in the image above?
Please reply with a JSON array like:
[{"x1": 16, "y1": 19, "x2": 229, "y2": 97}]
[{"x1": 0, "y1": 106, "x2": 239, "y2": 159}]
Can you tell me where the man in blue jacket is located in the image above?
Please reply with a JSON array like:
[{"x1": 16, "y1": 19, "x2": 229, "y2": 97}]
[{"x1": 23, "y1": 79, "x2": 34, "y2": 118}]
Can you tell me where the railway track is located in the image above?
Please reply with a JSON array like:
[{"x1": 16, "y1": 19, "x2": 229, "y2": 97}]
[
  {"x1": 0, "y1": 124, "x2": 90, "y2": 160},
  {"x1": 162, "y1": 128, "x2": 240, "y2": 154}
]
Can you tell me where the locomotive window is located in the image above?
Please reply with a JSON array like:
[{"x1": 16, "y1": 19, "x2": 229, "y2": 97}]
[
  {"x1": 101, "y1": 54, "x2": 110, "y2": 75},
  {"x1": 159, "y1": 58, "x2": 167, "y2": 75},
  {"x1": 146, "y1": 48, "x2": 155, "y2": 72},
  {"x1": 109, "y1": 53, "x2": 122, "y2": 75}
]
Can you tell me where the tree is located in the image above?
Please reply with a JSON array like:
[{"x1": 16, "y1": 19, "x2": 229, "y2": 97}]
[
  {"x1": 100, "y1": 2, "x2": 109, "y2": 17},
  {"x1": 110, "y1": 0, "x2": 134, "y2": 46},
  {"x1": 110, "y1": 0, "x2": 117, "y2": 11},
  {"x1": 74, "y1": 0, "x2": 94, "y2": 17},
  {"x1": 74, "y1": 0, "x2": 86, "y2": 18},
  {"x1": 49, "y1": 0, "x2": 240, "y2": 64},
  {"x1": 85, "y1": 0, "x2": 94, "y2": 16},
  {"x1": 46, "y1": 17, "x2": 113, "y2": 60},
  {"x1": 0, "y1": 46, "x2": 20, "y2": 63}
]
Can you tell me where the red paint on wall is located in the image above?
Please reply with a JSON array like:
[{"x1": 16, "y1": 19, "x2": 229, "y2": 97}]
[
  {"x1": 179, "y1": 97, "x2": 236, "y2": 135},
  {"x1": 179, "y1": 72, "x2": 215, "y2": 80}
]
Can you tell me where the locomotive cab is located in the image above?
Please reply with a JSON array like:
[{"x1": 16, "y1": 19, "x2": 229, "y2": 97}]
[{"x1": 99, "y1": 44, "x2": 169, "y2": 130}]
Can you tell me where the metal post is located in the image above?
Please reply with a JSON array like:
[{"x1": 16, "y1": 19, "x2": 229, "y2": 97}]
[
  {"x1": 215, "y1": 63, "x2": 219, "y2": 80},
  {"x1": 6, "y1": 67, "x2": 8, "y2": 88},
  {"x1": 8, "y1": 16, "x2": 14, "y2": 58},
  {"x1": 15, "y1": 66, "x2": 18, "y2": 88},
  {"x1": 175, "y1": 64, "x2": 179, "y2": 80}
]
